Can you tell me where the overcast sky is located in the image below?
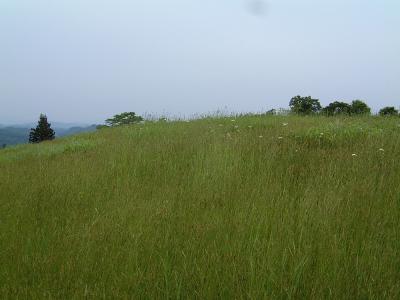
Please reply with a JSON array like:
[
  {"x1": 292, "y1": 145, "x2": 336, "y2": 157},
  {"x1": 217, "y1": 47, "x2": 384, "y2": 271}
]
[{"x1": 1, "y1": 0, "x2": 399, "y2": 124}]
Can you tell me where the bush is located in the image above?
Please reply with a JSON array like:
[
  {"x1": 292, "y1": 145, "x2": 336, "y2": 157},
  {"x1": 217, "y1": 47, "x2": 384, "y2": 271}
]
[
  {"x1": 105, "y1": 112, "x2": 144, "y2": 127},
  {"x1": 379, "y1": 106, "x2": 398, "y2": 116},
  {"x1": 350, "y1": 100, "x2": 371, "y2": 115},
  {"x1": 322, "y1": 101, "x2": 352, "y2": 116}
]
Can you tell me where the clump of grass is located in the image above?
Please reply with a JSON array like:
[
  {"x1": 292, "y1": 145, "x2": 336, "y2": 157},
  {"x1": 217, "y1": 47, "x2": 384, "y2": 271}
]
[{"x1": 0, "y1": 115, "x2": 399, "y2": 298}]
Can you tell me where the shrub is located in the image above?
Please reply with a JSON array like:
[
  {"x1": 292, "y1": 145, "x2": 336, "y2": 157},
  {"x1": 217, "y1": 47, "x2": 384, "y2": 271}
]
[
  {"x1": 105, "y1": 112, "x2": 144, "y2": 127},
  {"x1": 379, "y1": 106, "x2": 398, "y2": 116},
  {"x1": 322, "y1": 101, "x2": 352, "y2": 116},
  {"x1": 350, "y1": 100, "x2": 371, "y2": 115}
]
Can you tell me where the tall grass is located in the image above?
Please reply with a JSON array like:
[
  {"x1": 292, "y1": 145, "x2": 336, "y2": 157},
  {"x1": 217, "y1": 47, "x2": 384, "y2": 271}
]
[{"x1": 1, "y1": 115, "x2": 400, "y2": 299}]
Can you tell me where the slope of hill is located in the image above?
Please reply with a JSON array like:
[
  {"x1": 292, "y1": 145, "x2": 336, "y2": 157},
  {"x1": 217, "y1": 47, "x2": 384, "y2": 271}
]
[{"x1": 1, "y1": 116, "x2": 399, "y2": 298}]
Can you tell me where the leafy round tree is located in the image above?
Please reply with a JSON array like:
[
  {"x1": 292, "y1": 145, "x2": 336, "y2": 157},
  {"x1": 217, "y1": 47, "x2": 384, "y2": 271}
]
[
  {"x1": 379, "y1": 106, "x2": 398, "y2": 116},
  {"x1": 322, "y1": 101, "x2": 352, "y2": 116},
  {"x1": 105, "y1": 112, "x2": 144, "y2": 127},
  {"x1": 350, "y1": 100, "x2": 371, "y2": 115},
  {"x1": 289, "y1": 95, "x2": 321, "y2": 115},
  {"x1": 29, "y1": 114, "x2": 55, "y2": 143}
]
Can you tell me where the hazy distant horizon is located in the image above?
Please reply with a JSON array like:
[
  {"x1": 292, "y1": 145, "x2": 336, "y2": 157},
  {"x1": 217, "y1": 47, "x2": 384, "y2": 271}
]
[
  {"x1": 0, "y1": 120, "x2": 95, "y2": 128},
  {"x1": 1, "y1": 102, "x2": 399, "y2": 126},
  {"x1": 1, "y1": 0, "x2": 399, "y2": 124}
]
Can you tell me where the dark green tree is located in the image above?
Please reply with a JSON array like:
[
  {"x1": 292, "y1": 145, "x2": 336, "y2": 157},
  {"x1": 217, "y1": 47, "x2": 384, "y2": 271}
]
[
  {"x1": 322, "y1": 101, "x2": 352, "y2": 116},
  {"x1": 379, "y1": 106, "x2": 398, "y2": 116},
  {"x1": 350, "y1": 100, "x2": 371, "y2": 115},
  {"x1": 29, "y1": 114, "x2": 55, "y2": 143},
  {"x1": 105, "y1": 112, "x2": 144, "y2": 127},
  {"x1": 289, "y1": 95, "x2": 322, "y2": 115}
]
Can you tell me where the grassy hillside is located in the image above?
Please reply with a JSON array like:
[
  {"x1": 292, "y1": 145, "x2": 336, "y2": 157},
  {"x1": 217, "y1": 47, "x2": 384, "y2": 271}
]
[{"x1": 1, "y1": 115, "x2": 399, "y2": 299}]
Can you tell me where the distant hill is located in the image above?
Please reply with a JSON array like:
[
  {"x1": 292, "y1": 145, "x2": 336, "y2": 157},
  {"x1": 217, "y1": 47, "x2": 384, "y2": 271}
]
[
  {"x1": 55, "y1": 125, "x2": 98, "y2": 137},
  {"x1": 2, "y1": 122, "x2": 93, "y2": 129},
  {"x1": 0, "y1": 127, "x2": 30, "y2": 146},
  {"x1": 0, "y1": 125, "x2": 97, "y2": 147}
]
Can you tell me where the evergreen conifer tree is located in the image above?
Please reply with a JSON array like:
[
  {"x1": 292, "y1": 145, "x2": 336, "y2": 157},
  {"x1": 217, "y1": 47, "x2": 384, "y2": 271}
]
[{"x1": 29, "y1": 114, "x2": 55, "y2": 143}]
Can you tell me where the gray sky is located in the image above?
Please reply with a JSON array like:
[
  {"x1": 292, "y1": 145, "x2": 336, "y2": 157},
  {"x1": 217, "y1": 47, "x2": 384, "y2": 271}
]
[{"x1": 1, "y1": 0, "x2": 399, "y2": 124}]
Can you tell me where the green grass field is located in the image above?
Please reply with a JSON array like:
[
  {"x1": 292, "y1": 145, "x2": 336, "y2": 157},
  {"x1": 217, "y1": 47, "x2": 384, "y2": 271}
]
[{"x1": 1, "y1": 115, "x2": 400, "y2": 299}]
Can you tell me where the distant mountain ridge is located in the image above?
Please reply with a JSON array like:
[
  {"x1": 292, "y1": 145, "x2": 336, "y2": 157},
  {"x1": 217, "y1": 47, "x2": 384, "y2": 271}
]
[
  {"x1": 2, "y1": 122, "x2": 92, "y2": 129},
  {"x1": 54, "y1": 125, "x2": 98, "y2": 137},
  {"x1": 0, "y1": 127, "x2": 29, "y2": 146}
]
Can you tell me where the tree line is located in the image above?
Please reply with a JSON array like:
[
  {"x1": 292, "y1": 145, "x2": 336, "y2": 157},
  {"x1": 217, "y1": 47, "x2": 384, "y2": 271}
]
[{"x1": 288, "y1": 95, "x2": 399, "y2": 116}]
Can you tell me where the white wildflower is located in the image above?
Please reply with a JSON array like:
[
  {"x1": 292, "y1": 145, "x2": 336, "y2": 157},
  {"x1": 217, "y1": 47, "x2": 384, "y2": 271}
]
[
  {"x1": 278, "y1": 136, "x2": 283, "y2": 140},
  {"x1": 379, "y1": 148, "x2": 384, "y2": 152},
  {"x1": 282, "y1": 123, "x2": 288, "y2": 126},
  {"x1": 352, "y1": 153, "x2": 357, "y2": 157}
]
